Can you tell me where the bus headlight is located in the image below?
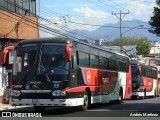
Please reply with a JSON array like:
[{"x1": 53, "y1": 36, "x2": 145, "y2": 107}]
[
  {"x1": 52, "y1": 90, "x2": 66, "y2": 96},
  {"x1": 11, "y1": 91, "x2": 21, "y2": 97},
  {"x1": 60, "y1": 91, "x2": 66, "y2": 96}
]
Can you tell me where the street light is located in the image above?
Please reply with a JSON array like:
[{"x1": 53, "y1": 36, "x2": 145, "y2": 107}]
[{"x1": 120, "y1": 25, "x2": 144, "y2": 53}]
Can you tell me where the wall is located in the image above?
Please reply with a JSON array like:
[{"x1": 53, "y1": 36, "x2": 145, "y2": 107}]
[
  {"x1": 0, "y1": 10, "x2": 39, "y2": 39},
  {"x1": 0, "y1": 9, "x2": 39, "y2": 103}
]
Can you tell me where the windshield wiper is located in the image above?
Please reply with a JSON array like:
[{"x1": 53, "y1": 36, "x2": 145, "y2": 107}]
[{"x1": 38, "y1": 44, "x2": 52, "y2": 84}]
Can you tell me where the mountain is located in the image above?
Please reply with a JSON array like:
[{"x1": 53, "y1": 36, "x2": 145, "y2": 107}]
[{"x1": 70, "y1": 19, "x2": 160, "y2": 42}]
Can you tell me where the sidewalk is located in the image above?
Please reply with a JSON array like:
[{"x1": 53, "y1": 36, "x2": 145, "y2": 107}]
[{"x1": 0, "y1": 103, "x2": 29, "y2": 111}]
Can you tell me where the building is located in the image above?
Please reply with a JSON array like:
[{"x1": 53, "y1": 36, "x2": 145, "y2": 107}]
[
  {"x1": 95, "y1": 39, "x2": 137, "y2": 57},
  {"x1": 0, "y1": 0, "x2": 39, "y2": 103},
  {"x1": 0, "y1": 0, "x2": 39, "y2": 48},
  {"x1": 149, "y1": 42, "x2": 160, "y2": 56},
  {"x1": 95, "y1": 38, "x2": 111, "y2": 46}
]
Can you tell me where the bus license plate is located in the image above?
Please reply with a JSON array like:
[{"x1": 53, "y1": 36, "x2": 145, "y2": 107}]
[{"x1": 32, "y1": 99, "x2": 40, "y2": 104}]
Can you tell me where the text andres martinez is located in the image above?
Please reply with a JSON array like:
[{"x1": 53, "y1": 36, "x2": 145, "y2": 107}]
[{"x1": 130, "y1": 113, "x2": 159, "y2": 117}]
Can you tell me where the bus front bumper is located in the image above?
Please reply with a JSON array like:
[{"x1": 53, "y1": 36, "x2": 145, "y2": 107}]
[
  {"x1": 132, "y1": 91, "x2": 145, "y2": 97},
  {"x1": 11, "y1": 98, "x2": 84, "y2": 107}
]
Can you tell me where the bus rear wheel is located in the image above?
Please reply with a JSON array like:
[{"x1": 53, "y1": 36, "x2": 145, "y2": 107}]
[
  {"x1": 80, "y1": 91, "x2": 89, "y2": 111},
  {"x1": 117, "y1": 89, "x2": 123, "y2": 104}
]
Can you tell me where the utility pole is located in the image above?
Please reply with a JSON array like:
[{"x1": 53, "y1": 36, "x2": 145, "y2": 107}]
[
  {"x1": 15, "y1": 22, "x2": 20, "y2": 39},
  {"x1": 38, "y1": 0, "x2": 40, "y2": 17},
  {"x1": 112, "y1": 10, "x2": 129, "y2": 53}
]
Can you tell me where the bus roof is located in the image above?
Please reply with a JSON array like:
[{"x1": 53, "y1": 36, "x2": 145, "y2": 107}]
[
  {"x1": 17, "y1": 37, "x2": 68, "y2": 45},
  {"x1": 16, "y1": 37, "x2": 130, "y2": 60}
]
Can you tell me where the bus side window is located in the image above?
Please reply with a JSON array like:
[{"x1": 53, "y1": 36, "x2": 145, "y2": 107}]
[
  {"x1": 106, "y1": 58, "x2": 109, "y2": 69},
  {"x1": 119, "y1": 61, "x2": 122, "y2": 71},
  {"x1": 124, "y1": 63, "x2": 126, "y2": 72},
  {"x1": 99, "y1": 57, "x2": 106, "y2": 69},
  {"x1": 78, "y1": 52, "x2": 89, "y2": 67},
  {"x1": 115, "y1": 60, "x2": 119, "y2": 71},
  {"x1": 90, "y1": 54, "x2": 99, "y2": 68}
]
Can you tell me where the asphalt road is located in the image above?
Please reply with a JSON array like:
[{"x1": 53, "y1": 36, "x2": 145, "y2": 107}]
[{"x1": 1, "y1": 97, "x2": 160, "y2": 118}]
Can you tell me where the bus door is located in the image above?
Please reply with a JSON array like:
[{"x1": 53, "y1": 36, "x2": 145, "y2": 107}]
[{"x1": 131, "y1": 64, "x2": 144, "y2": 91}]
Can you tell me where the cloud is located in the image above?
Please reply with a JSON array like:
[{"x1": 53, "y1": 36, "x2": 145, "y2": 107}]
[
  {"x1": 72, "y1": 7, "x2": 116, "y2": 30},
  {"x1": 73, "y1": 7, "x2": 109, "y2": 18},
  {"x1": 39, "y1": 0, "x2": 156, "y2": 37},
  {"x1": 125, "y1": 1, "x2": 155, "y2": 21},
  {"x1": 71, "y1": 1, "x2": 155, "y2": 30}
]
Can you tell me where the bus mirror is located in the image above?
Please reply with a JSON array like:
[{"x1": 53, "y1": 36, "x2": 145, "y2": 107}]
[
  {"x1": 1, "y1": 45, "x2": 14, "y2": 65},
  {"x1": 65, "y1": 43, "x2": 73, "y2": 62},
  {"x1": 138, "y1": 67, "x2": 141, "y2": 75}
]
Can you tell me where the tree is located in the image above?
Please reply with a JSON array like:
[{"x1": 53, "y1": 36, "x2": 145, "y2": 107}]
[
  {"x1": 156, "y1": 0, "x2": 160, "y2": 6},
  {"x1": 111, "y1": 37, "x2": 151, "y2": 55},
  {"x1": 148, "y1": 0, "x2": 160, "y2": 36},
  {"x1": 136, "y1": 39, "x2": 151, "y2": 55}
]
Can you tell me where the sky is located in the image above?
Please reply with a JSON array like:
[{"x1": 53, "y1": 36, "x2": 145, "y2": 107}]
[{"x1": 39, "y1": 0, "x2": 157, "y2": 37}]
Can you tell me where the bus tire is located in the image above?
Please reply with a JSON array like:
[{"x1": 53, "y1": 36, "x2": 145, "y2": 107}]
[
  {"x1": 143, "y1": 89, "x2": 146, "y2": 99},
  {"x1": 117, "y1": 88, "x2": 123, "y2": 104},
  {"x1": 131, "y1": 96, "x2": 137, "y2": 100},
  {"x1": 33, "y1": 106, "x2": 45, "y2": 112},
  {"x1": 144, "y1": 89, "x2": 146, "y2": 98},
  {"x1": 80, "y1": 91, "x2": 89, "y2": 111}
]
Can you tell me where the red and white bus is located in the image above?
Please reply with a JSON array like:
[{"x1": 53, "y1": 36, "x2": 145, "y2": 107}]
[
  {"x1": 131, "y1": 61, "x2": 159, "y2": 99},
  {"x1": 9, "y1": 38, "x2": 132, "y2": 111}
]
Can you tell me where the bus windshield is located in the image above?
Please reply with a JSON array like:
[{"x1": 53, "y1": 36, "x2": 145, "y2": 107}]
[
  {"x1": 13, "y1": 43, "x2": 70, "y2": 90},
  {"x1": 14, "y1": 44, "x2": 69, "y2": 77},
  {"x1": 39, "y1": 45, "x2": 69, "y2": 75},
  {"x1": 15, "y1": 45, "x2": 39, "y2": 72}
]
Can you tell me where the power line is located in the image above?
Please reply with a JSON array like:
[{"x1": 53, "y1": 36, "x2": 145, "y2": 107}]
[
  {"x1": 34, "y1": 2, "x2": 97, "y2": 41},
  {"x1": 38, "y1": 4, "x2": 97, "y2": 41},
  {"x1": 86, "y1": 0, "x2": 112, "y2": 12},
  {"x1": 38, "y1": 4, "x2": 151, "y2": 42},
  {"x1": 0, "y1": 0, "x2": 95, "y2": 41},
  {"x1": 0, "y1": 7, "x2": 78, "y2": 40},
  {"x1": 108, "y1": 0, "x2": 129, "y2": 11},
  {"x1": 96, "y1": 0, "x2": 120, "y2": 11}
]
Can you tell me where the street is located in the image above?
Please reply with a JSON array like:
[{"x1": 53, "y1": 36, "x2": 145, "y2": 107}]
[{"x1": 1, "y1": 97, "x2": 160, "y2": 117}]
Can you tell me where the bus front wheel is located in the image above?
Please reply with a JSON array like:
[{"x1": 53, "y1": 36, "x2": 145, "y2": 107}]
[{"x1": 80, "y1": 91, "x2": 89, "y2": 111}]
